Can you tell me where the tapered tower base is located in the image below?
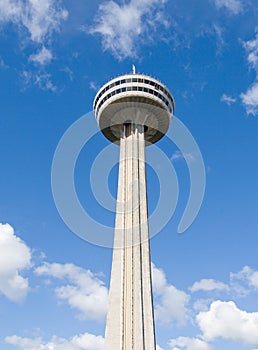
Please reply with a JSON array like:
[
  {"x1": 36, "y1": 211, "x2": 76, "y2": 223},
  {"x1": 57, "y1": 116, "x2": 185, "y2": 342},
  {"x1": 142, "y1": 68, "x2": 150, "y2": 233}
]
[{"x1": 104, "y1": 124, "x2": 156, "y2": 350}]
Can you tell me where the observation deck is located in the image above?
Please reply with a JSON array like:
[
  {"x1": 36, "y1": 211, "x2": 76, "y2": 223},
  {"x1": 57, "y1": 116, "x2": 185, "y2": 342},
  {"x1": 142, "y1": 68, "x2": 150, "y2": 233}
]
[{"x1": 93, "y1": 73, "x2": 175, "y2": 145}]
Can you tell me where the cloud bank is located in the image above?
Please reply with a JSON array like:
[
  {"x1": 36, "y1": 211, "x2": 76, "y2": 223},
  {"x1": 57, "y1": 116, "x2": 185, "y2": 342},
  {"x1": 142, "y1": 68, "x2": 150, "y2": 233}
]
[
  {"x1": 5, "y1": 333, "x2": 104, "y2": 350},
  {"x1": 3, "y1": 222, "x2": 258, "y2": 350}
]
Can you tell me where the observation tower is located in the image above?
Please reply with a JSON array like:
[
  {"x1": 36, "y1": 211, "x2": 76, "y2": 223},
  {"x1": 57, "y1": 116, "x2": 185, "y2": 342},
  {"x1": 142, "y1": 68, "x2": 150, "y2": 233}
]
[{"x1": 93, "y1": 69, "x2": 174, "y2": 350}]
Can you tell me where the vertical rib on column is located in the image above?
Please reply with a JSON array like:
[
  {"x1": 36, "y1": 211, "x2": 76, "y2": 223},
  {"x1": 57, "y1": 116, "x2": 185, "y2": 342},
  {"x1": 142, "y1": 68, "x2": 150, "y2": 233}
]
[
  {"x1": 138, "y1": 127, "x2": 156, "y2": 350},
  {"x1": 104, "y1": 124, "x2": 156, "y2": 350},
  {"x1": 124, "y1": 124, "x2": 133, "y2": 349},
  {"x1": 132, "y1": 126, "x2": 144, "y2": 349},
  {"x1": 104, "y1": 133, "x2": 125, "y2": 350}
]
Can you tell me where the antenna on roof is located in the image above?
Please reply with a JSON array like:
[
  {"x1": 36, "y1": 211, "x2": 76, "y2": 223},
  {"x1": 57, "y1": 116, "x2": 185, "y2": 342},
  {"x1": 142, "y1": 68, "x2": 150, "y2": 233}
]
[{"x1": 132, "y1": 64, "x2": 136, "y2": 74}]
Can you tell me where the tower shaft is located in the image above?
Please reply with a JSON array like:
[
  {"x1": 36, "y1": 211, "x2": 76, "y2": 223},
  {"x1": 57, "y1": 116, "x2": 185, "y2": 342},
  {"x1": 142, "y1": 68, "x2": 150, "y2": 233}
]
[{"x1": 104, "y1": 124, "x2": 156, "y2": 350}]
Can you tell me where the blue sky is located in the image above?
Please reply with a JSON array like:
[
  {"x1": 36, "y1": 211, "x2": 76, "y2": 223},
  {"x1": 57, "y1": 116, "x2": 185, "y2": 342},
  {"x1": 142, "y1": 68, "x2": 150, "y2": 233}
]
[{"x1": 1, "y1": 0, "x2": 258, "y2": 349}]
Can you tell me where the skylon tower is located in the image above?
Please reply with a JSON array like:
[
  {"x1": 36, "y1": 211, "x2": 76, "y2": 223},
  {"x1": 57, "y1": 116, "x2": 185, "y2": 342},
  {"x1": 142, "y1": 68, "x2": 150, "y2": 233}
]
[{"x1": 94, "y1": 70, "x2": 174, "y2": 350}]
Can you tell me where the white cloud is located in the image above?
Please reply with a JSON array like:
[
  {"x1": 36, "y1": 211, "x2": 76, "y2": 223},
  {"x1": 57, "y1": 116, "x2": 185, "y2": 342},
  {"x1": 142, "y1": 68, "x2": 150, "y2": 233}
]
[
  {"x1": 22, "y1": 70, "x2": 57, "y2": 92},
  {"x1": 23, "y1": 0, "x2": 68, "y2": 43},
  {"x1": 240, "y1": 81, "x2": 258, "y2": 115},
  {"x1": 221, "y1": 93, "x2": 237, "y2": 105},
  {"x1": 241, "y1": 33, "x2": 258, "y2": 115},
  {"x1": 156, "y1": 345, "x2": 164, "y2": 350},
  {"x1": 0, "y1": 0, "x2": 67, "y2": 85},
  {"x1": 242, "y1": 34, "x2": 258, "y2": 71},
  {"x1": 169, "y1": 337, "x2": 214, "y2": 350},
  {"x1": 90, "y1": 0, "x2": 169, "y2": 60},
  {"x1": 29, "y1": 46, "x2": 53, "y2": 65},
  {"x1": 62, "y1": 66, "x2": 74, "y2": 81},
  {"x1": 35, "y1": 262, "x2": 108, "y2": 322},
  {"x1": 231, "y1": 265, "x2": 258, "y2": 290},
  {"x1": 5, "y1": 333, "x2": 104, "y2": 350},
  {"x1": 212, "y1": 24, "x2": 225, "y2": 50},
  {"x1": 190, "y1": 278, "x2": 229, "y2": 292},
  {"x1": 89, "y1": 81, "x2": 99, "y2": 91},
  {"x1": 0, "y1": 0, "x2": 21, "y2": 21},
  {"x1": 5, "y1": 336, "x2": 42, "y2": 349},
  {"x1": 193, "y1": 298, "x2": 213, "y2": 312},
  {"x1": 213, "y1": 0, "x2": 243, "y2": 14},
  {"x1": 35, "y1": 73, "x2": 56, "y2": 91},
  {"x1": 188, "y1": 265, "x2": 258, "y2": 299},
  {"x1": 0, "y1": 1, "x2": 68, "y2": 91},
  {"x1": 152, "y1": 263, "x2": 190, "y2": 325},
  {"x1": 0, "y1": 0, "x2": 68, "y2": 44},
  {"x1": 72, "y1": 333, "x2": 104, "y2": 350},
  {"x1": 0, "y1": 56, "x2": 8, "y2": 68},
  {"x1": 197, "y1": 300, "x2": 258, "y2": 347},
  {"x1": 0, "y1": 223, "x2": 31, "y2": 302},
  {"x1": 171, "y1": 150, "x2": 195, "y2": 163}
]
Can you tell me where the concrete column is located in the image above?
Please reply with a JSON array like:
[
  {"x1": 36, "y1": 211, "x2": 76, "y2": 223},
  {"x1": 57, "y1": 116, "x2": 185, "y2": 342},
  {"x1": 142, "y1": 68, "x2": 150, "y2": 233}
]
[{"x1": 104, "y1": 124, "x2": 156, "y2": 350}]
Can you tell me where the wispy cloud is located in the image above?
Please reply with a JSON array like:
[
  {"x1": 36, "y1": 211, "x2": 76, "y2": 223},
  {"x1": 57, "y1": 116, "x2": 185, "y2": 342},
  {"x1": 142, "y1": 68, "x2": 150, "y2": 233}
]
[
  {"x1": 240, "y1": 33, "x2": 258, "y2": 115},
  {"x1": 231, "y1": 265, "x2": 258, "y2": 291},
  {"x1": 221, "y1": 93, "x2": 237, "y2": 105},
  {"x1": 189, "y1": 265, "x2": 258, "y2": 299},
  {"x1": 0, "y1": 0, "x2": 68, "y2": 44},
  {"x1": 0, "y1": 1, "x2": 68, "y2": 90},
  {"x1": 190, "y1": 278, "x2": 229, "y2": 292},
  {"x1": 192, "y1": 298, "x2": 214, "y2": 312},
  {"x1": 171, "y1": 150, "x2": 196, "y2": 163},
  {"x1": 213, "y1": 0, "x2": 243, "y2": 14},
  {"x1": 90, "y1": 0, "x2": 169, "y2": 60},
  {"x1": 62, "y1": 66, "x2": 74, "y2": 81},
  {"x1": 89, "y1": 81, "x2": 99, "y2": 91},
  {"x1": 0, "y1": 56, "x2": 8, "y2": 68},
  {"x1": 242, "y1": 33, "x2": 258, "y2": 71},
  {"x1": 29, "y1": 46, "x2": 53, "y2": 65},
  {"x1": 22, "y1": 71, "x2": 57, "y2": 92},
  {"x1": 0, "y1": 223, "x2": 31, "y2": 302}
]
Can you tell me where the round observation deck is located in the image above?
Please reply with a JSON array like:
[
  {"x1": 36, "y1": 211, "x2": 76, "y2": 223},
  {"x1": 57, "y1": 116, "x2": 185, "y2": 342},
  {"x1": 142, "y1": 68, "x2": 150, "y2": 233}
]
[{"x1": 93, "y1": 73, "x2": 175, "y2": 145}]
